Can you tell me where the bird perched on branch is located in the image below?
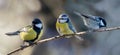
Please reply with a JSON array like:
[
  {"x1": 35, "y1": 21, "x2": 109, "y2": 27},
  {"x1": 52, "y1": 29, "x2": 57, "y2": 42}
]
[
  {"x1": 56, "y1": 13, "x2": 83, "y2": 40},
  {"x1": 5, "y1": 18, "x2": 43, "y2": 46},
  {"x1": 74, "y1": 11, "x2": 107, "y2": 30}
]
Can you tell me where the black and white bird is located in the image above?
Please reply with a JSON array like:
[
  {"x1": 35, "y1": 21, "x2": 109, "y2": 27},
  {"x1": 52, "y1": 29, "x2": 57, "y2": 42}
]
[{"x1": 74, "y1": 11, "x2": 107, "y2": 30}]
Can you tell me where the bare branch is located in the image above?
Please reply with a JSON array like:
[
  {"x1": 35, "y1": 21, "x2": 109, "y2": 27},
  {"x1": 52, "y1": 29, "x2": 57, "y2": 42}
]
[{"x1": 7, "y1": 26, "x2": 120, "y2": 55}]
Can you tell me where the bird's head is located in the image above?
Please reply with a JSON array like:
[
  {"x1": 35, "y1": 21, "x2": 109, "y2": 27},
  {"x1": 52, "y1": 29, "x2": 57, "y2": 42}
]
[
  {"x1": 96, "y1": 17, "x2": 107, "y2": 27},
  {"x1": 32, "y1": 18, "x2": 43, "y2": 29},
  {"x1": 58, "y1": 13, "x2": 69, "y2": 23}
]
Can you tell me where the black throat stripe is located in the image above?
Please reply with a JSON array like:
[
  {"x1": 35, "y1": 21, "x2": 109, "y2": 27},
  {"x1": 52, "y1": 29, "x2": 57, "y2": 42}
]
[{"x1": 29, "y1": 26, "x2": 42, "y2": 42}]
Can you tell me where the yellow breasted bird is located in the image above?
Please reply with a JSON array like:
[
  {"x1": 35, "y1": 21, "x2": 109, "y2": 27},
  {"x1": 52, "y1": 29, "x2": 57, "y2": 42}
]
[
  {"x1": 56, "y1": 13, "x2": 83, "y2": 40},
  {"x1": 6, "y1": 18, "x2": 43, "y2": 45}
]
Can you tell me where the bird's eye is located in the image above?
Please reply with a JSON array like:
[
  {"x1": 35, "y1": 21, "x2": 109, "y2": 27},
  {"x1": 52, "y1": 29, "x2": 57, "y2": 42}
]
[
  {"x1": 61, "y1": 18, "x2": 64, "y2": 20},
  {"x1": 99, "y1": 17, "x2": 103, "y2": 20}
]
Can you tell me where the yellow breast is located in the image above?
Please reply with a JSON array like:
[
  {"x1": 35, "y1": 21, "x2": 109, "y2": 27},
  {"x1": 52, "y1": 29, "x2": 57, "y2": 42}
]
[
  {"x1": 34, "y1": 29, "x2": 43, "y2": 42},
  {"x1": 56, "y1": 22, "x2": 74, "y2": 34},
  {"x1": 20, "y1": 28, "x2": 37, "y2": 41}
]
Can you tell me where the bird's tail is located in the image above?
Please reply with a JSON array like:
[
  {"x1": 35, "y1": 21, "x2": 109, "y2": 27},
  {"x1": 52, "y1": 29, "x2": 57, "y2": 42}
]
[
  {"x1": 75, "y1": 35, "x2": 84, "y2": 41},
  {"x1": 73, "y1": 11, "x2": 83, "y2": 17},
  {"x1": 5, "y1": 31, "x2": 20, "y2": 36},
  {"x1": 65, "y1": 35, "x2": 84, "y2": 41}
]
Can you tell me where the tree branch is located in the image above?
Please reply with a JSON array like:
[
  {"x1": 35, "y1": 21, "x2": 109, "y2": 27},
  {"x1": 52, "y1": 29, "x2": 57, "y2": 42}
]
[{"x1": 7, "y1": 26, "x2": 120, "y2": 55}]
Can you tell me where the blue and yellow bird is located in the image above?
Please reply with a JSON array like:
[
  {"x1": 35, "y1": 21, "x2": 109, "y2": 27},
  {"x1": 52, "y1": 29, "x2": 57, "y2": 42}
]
[
  {"x1": 56, "y1": 13, "x2": 83, "y2": 40},
  {"x1": 6, "y1": 18, "x2": 43, "y2": 45}
]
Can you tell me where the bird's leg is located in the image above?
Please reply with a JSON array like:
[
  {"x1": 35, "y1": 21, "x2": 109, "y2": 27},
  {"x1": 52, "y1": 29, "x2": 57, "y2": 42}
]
[
  {"x1": 20, "y1": 41, "x2": 35, "y2": 48},
  {"x1": 27, "y1": 41, "x2": 35, "y2": 46},
  {"x1": 75, "y1": 35, "x2": 84, "y2": 41},
  {"x1": 20, "y1": 41, "x2": 28, "y2": 49},
  {"x1": 61, "y1": 34, "x2": 72, "y2": 38}
]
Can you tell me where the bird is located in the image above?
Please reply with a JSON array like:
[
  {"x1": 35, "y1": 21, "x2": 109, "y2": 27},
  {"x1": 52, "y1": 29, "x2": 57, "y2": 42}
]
[
  {"x1": 74, "y1": 11, "x2": 107, "y2": 30},
  {"x1": 56, "y1": 13, "x2": 83, "y2": 40},
  {"x1": 5, "y1": 18, "x2": 43, "y2": 46}
]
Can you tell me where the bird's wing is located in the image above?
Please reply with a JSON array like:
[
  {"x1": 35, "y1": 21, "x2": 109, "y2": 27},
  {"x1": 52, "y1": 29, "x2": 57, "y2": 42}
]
[
  {"x1": 5, "y1": 25, "x2": 32, "y2": 36},
  {"x1": 20, "y1": 25, "x2": 32, "y2": 32},
  {"x1": 68, "y1": 21, "x2": 84, "y2": 41},
  {"x1": 68, "y1": 21, "x2": 76, "y2": 33},
  {"x1": 81, "y1": 14, "x2": 97, "y2": 21},
  {"x1": 73, "y1": 11, "x2": 96, "y2": 21}
]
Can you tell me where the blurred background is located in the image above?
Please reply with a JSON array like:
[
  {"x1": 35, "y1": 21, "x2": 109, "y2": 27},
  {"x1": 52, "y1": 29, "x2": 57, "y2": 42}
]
[{"x1": 0, "y1": 0, "x2": 120, "y2": 55}]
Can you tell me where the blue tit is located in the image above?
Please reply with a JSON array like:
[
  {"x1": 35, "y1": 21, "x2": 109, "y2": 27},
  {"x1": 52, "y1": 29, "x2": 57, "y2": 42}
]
[
  {"x1": 56, "y1": 13, "x2": 83, "y2": 40},
  {"x1": 74, "y1": 11, "x2": 107, "y2": 30},
  {"x1": 6, "y1": 18, "x2": 43, "y2": 45}
]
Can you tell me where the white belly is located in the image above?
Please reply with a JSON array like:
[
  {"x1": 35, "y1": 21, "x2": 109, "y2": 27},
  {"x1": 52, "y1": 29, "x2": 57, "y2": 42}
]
[{"x1": 83, "y1": 18, "x2": 99, "y2": 30}]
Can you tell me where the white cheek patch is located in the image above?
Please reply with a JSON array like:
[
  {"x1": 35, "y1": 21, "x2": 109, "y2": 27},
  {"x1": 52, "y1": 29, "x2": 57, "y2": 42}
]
[
  {"x1": 100, "y1": 20, "x2": 104, "y2": 26},
  {"x1": 35, "y1": 23, "x2": 43, "y2": 28},
  {"x1": 60, "y1": 20, "x2": 67, "y2": 23}
]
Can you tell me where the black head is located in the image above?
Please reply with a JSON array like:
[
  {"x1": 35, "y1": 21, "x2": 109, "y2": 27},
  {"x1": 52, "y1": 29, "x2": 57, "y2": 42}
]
[
  {"x1": 32, "y1": 18, "x2": 43, "y2": 29},
  {"x1": 32, "y1": 18, "x2": 42, "y2": 24},
  {"x1": 97, "y1": 17, "x2": 107, "y2": 27}
]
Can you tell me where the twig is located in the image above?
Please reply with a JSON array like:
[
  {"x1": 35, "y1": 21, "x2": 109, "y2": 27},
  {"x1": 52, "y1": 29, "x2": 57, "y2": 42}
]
[{"x1": 7, "y1": 26, "x2": 120, "y2": 55}]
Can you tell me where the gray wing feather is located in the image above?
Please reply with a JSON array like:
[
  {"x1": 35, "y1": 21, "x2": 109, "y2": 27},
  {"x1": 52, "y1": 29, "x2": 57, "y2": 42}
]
[
  {"x1": 68, "y1": 21, "x2": 76, "y2": 33},
  {"x1": 68, "y1": 20, "x2": 83, "y2": 41}
]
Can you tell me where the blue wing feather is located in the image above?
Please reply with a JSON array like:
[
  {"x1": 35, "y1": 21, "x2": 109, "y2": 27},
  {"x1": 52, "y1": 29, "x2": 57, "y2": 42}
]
[{"x1": 68, "y1": 21, "x2": 76, "y2": 33}]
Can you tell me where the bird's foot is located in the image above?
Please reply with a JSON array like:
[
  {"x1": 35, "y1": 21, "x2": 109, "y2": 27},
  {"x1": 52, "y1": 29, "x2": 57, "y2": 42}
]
[
  {"x1": 20, "y1": 44, "x2": 27, "y2": 50},
  {"x1": 29, "y1": 41, "x2": 34, "y2": 45}
]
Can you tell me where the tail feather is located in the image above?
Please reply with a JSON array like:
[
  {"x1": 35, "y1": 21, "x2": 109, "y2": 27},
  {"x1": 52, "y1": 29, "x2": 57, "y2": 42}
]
[
  {"x1": 73, "y1": 11, "x2": 83, "y2": 17},
  {"x1": 75, "y1": 35, "x2": 84, "y2": 41},
  {"x1": 5, "y1": 31, "x2": 20, "y2": 36}
]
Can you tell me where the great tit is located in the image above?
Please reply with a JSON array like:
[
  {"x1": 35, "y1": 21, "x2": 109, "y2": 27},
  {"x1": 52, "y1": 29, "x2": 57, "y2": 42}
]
[{"x1": 6, "y1": 18, "x2": 43, "y2": 45}]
